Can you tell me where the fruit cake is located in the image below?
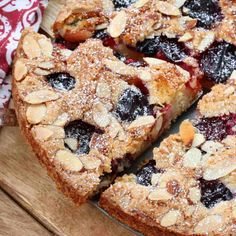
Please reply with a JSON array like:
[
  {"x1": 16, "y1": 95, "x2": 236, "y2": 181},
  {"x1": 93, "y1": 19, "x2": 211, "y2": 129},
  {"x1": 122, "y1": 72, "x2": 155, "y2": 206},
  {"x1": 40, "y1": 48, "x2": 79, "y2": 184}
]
[
  {"x1": 53, "y1": 0, "x2": 236, "y2": 84},
  {"x1": 100, "y1": 79, "x2": 236, "y2": 235},
  {"x1": 12, "y1": 29, "x2": 200, "y2": 204}
]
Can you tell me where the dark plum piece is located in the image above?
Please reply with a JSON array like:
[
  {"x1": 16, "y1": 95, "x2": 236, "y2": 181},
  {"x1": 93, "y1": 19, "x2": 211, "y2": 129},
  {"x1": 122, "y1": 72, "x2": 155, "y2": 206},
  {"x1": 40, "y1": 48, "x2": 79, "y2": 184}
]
[
  {"x1": 195, "y1": 113, "x2": 236, "y2": 141},
  {"x1": 199, "y1": 178, "x2": 234, "y2": 208},
  {"x1": 183, "y1": 0, "x2": 223, "y2": 29},
  {"x1": 115, "y1": 87, "x2": 152, "y2": 122},
  {"x1": 136, "y1": 36, "x2": 187, "y2": 62},
  {"x1": 200, "y1": 42, "x2": 236, "y2": 83},
  {"x1": 46, "y1": 72, "x2": 76, "y2": 91},
  {"x1": 113, "y1": 0, "x2": 136, "y2": 9},
  {"x1": 93, "y1": 30, "x2": 109, "y2": 40},
  {"x1": 136, "y1": 160, "x2": 162, "y2": 186},
  {"x1": 64, "y1": 120, "x2": 102, "y2": 155},
  {"x1": 125, "y1": 58, "x2": 146, "y2": 67},
  {"x1": 113, "y1": 52, "x2": 127, "y2": 62},
  {"x1": 136, "y1": 37, "x2": 161, "y2": 56}
]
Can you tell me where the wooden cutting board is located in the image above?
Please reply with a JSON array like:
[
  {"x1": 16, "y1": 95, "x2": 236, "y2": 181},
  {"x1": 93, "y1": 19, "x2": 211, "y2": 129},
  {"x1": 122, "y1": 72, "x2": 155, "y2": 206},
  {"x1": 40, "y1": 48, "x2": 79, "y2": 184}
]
[{"x1": 0, "y1": 1, "x2": 134, "y2": 235}]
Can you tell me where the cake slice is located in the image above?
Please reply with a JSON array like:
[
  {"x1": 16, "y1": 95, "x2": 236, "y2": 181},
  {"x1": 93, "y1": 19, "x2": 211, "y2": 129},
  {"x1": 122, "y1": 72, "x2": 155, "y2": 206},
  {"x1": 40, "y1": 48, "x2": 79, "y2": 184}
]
[
  {"x1": 53, "y1": 0, "x2": 236, "y2": 84},
  {"x1": 12, "y1": 29, "x2": 201, "y2": 205},
  {"x1": 100, "y1": 79, "x2": 236, "y2": 235}
]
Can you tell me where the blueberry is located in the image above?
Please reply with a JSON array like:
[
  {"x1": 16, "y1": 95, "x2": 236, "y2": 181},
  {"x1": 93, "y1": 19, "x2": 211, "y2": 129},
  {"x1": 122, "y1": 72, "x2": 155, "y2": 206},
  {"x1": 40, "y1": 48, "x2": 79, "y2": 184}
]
[
  {"x1": 64, "y1": 120, "x2": 102, "y2": 155},
  {"x1": 93, "y1": 30, "x2": 109, "y2": 40},
  {"x1": 200, "y1": 42, "x2": 236, "y2": 83},
  {"x1": 136, "y1": 36, "x2": 187, "y2": 62},
  {"x1": 115, "y1": 87, "x2": 152, "y2": 122},
  {"x1": 183, "y1": 0, "x2": 223, "y2": 29},
  {"x1": 112, "y1": 0, "x2": 136, "y2": 9},
  {"x1": 199, "y1": 178, "x2": 233, "y2": 208},
  {"x1": 136, "y1": 160, "x2": 161, "y2": 186},
  {"x1": 113, "y1": 52, "x2": 127, "y2": 62},
  {"x1": 46, "y1": 72, "x2": 76, "y2": 91}
]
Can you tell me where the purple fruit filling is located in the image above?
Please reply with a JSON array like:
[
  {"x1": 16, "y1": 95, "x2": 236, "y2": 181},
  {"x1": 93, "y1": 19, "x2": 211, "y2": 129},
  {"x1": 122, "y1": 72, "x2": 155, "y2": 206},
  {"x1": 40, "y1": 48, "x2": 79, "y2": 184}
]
[
  {"x1": 195, "y1": 113, "x2": 236, "y2": 141},
  {"x1": 64, "y1": 120, "x2": 102, "y2": 155},
  {"x1": 93, "y1": 29, "x2": 109, "y2": 40},
  {"x1": 46, "y1": 72, "x2": 76, "y2": 91},
  {"x1": 136, "y1": 36, "x2": 188, "y2": 63},
  {"x1": 136, "y1": 160, "x2": 162, "y2": 186},
  {"x1": 183, "y1": 0, "x2": 223, "y2": 29},
  {"x1": 115, "y1": 87, "x2": 153, "y2": 122},
  {"x1": 199, "y1": 178, "x2": 234, "y2": 208},
  {"x1": 113, "y1": 0, "x2": 136, "y2": 9}
]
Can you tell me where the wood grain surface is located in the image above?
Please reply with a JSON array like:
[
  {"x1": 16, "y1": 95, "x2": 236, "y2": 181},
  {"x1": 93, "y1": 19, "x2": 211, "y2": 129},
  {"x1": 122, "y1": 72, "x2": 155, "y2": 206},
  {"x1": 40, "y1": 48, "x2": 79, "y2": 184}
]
[
  {"x1": 0, "y1": 127, "x2": 134, "y2": 236},
  {"x1": 0, "y1": 189, "x2": 51, "y2": 236}
]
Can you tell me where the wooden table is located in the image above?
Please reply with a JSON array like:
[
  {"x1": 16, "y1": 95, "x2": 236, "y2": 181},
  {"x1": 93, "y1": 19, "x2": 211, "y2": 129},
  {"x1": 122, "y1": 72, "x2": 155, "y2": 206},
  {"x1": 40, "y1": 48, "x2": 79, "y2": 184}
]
[{"x1": 0, "y1": 1, "x2": 134, "y2": 235}]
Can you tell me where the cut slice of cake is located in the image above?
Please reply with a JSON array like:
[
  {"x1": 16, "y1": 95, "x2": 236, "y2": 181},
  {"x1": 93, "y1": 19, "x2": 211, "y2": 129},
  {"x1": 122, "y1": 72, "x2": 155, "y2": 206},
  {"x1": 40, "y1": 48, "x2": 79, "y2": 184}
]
[
  {"x1": 100, "y1": 79, "x2": 236, "y2": 235},
  {"x1": 12, "y1": 29, "x2": 201, "y2": 205}
]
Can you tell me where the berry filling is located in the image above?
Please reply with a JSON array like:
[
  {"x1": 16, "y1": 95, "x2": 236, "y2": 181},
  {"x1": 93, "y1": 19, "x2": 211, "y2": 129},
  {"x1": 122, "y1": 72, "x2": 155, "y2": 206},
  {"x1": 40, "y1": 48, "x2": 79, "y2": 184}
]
[
  {"x1": 46, "y1": 72, "x2": 76, "y2": 91},
  {"x1": 136, "y1": 160, "x2": 162, "y2": 186},
  {"x1": 200, "y1": 42, "x2": 236, "y2": 83},
  {"x1": 64, "y1": 120, "x2": 102, "y2": 155},
  {"x1": 115, "y1": 87, "x2": 153, "y2": 122},
  {"x1": 195, "y1": 113, "x2": 236, "y2": 141},
  {"x1": 183, "y1": 0, "x2": 223, "y2": 29},
  {"x1": 112, "y1": 0, "x2": 136, "y2": 9},
  {"x1": 199, "y1": 178, "x2": 234, "y2": 208},
  {"x1": 136, "y1": 36, "x2": 188, "y2": 63}
]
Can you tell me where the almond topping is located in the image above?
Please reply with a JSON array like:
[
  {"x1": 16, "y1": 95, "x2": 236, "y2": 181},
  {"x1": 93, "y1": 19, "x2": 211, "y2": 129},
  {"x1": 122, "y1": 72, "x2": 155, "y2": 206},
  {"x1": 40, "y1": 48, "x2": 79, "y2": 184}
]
[
  {"x1": 102, "y1": 0, "x2": 114, "y2": 14},
  {"x1": 173, "y1": 0, "x2": 187, "y2": 7},
  {"x1": 179, "y1": 120, "x2": 195, "y2": 146},
  {"x1": 203, "y1": 161, "x2": 236, "y2": 181},
  {"x1": 178, "y1": 33, "x2": 193, "y2": 42},
  {"x1": 55, "y1": 150, "x2": 83, "y2": 172},
  {"x1": 139, "y1": 70, "x2": 152, "y2": 81},
  {"x1": 96, "y1": 82, "x2": 111, "y2": 98},
  {"x1": 38, "y1": 61, "x2": 55, "y2": 69},
  {"x1": 192, "y1": 133, "x2": 205, "y2": 147},
  {"x1": 128, "y1": 115, "x2": 155, "y2": 130},
  {"x1": 79, "y1": 155, "x2": 102, "y2": 170},
  {"x1": 144, "y1": 57, "x2": 167, "y2": 67},
  {"x1": 194, "y1": 215, "x2": 223, "y2": 234},
  {"x1": 134, "y1": 0, "x2": 149, "y2": 8},
  {"x1": 197, "y1": 32, "x2": 215, "y2": 52},
  {"x1": 47, "y1": 126, "x2": 65, "y2": 139},
  {"x1": 156, "y1": 1, "x2": 181, "y2": 16},
  {"x1": 92, "y1": 102, "x2": 110, "y2": 127},
  {"x1": 188, "y1": 187, "x2": 201, "y2": 203},
  {"x1": 201, "y1": 141, "x2": 223, "y2": 154},
  {"x1": 26, "y1": 104, "x2": 47, "y2": 124},
  {"x1": 229, "y1": 70, "x2": 236, "y2": 80},
  {"x1": 183, "y1": 147, "x2": 202, "y2": 168},
  {"x1": 53, "y1": 113, "x2": 69, "y2": 126},
  {"x1": 24, "y1": 90, "x2": 60, "y2": 104},
  {"x1": 32, "y1": 126, "x2": 53, "y2": 141},
  {"x1": 37, "y1": 38, "x2": 53, "y2": 57},
  {"x1": 14, "y1": 60, "x2": 28, "y2": 81},
  {"x1": 107, "y1": 11, "x2": 127, "y2": 37},
  {"x1": 64, "y1": 138, "x2": 78, "y2": 151},
  {"x1": 22, "y1": 35, "x2": 41, "y2": 59},
  {"x1": 149, "y1": 188, "x2": 172, "y2": 201},
  {"x1": 34, "y1": 68, "x2": 51, "y2": 76},
  {"x1": 160, "y1": 210, "x2": 180, "y2": 227}
]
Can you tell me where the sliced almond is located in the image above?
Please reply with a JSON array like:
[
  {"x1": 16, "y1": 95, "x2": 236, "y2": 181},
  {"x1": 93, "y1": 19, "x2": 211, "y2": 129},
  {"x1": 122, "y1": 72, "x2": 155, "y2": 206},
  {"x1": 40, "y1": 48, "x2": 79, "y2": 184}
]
[
  {"x1": 183, "y1": 147, "x2": 202, "y2": 168},
  {"x1": 178, "y1": 33, "x2": 193, "y2": 42},
  {"x1": 37, "y1": 38, "x2": 53, "y2": 57},
  {"x1": 96, "y1": 23, "x2": 109, "y2": 30},
  {"x1": 197, "y1": 32, "x2": 215, "y2": 52},
  {"x1": 150, "y1": 114, "x2": 163, "y2": 139},
  {"x1": 176, "y1": 65, "x2": 190, "y2": 79},
  {"x1": 92, "y1": 102, "x2": 110, "y2": 127},
  {"x1": 96, "y1": 82, "x2": 111, "y2": 98},
  {"x1": 26, "y1": 104, "x2": 47, "y2": 124},
  {"x1": 79, "y1": 155, "x2": 102, "y2": 170},
  {"x1": 64, "y1": 138, "x2": 78, "y2": 151},
  {"x1": 201, "y1": 141, "x2": 223, "y2": 154},
  {"x1": 109, "y1": 117, "x2": 125, "y2": 139},
  {"x1": 224, "y1": 86, "x2": 235, "y2": 96},
  {"x1": 34, "y1": 68, "x2": 51, "y2": 76},
  {"x1": 179, "y1": 120, "x2": 195, "y2": 146},
  {"x1": 14, "y1": 60, "x2": 28, "y2": 81},
  {"x1": 32, "y1": 126, "x2": 53, "y2": 141},
  {"x1": 229, "y1": 70, "x2": 236, "y2": 80},
  {"x1": 55, "y1": 150, "x2": 83, "y2": 172},
  {"x1": 107, "y1": 11, "x2": 127, "y2": 37},
  {"x1": 144, "y1": 57, "x2": 167, "y2": 67},
  {"x1": 22, "y1": 35, "x2": 41, "y2": 59},
  {"x1": 102, "y1": 0, "x2": 114, "y2": 14},
  {"x1": 192, "y1": 133, "x2": 205, "y2": 147},
  {"x1": 160, "y1": 210, "x2": 180, "y2": 227},
  {"x1": 47, "y1": 126, "x2": 65, "y2": 139},
  {"x1": 194, "y1": 215, "x2": 223, "y2": 234},
  {"x1": 151, "y1": 173, "x2": 162, "y2": 186},
  {"x1": 60, "y1": 49, "x2": 72, "y2": 59},
  {"x1": 38, "y1": 61, "x2": 55, "y2": 69},
  {"x1": 148, "y1": 188, "x2": 172, "y2": 201},
  {"x1": 134, "y1": 0, "x2": 149, "y2": 8},
  {"x1": 24, "y1": 90, "x2": 60, "y2": 104},
  {"x1": 156, "y1": 1, "x2": 181, "y2": 16},
  {"x1": 128, "y1": 115, "x2": 155, "y2": 130},
  {"x1": 173, "y1": 0, "x2": 187, "y2": 7},
  {"x1": 203, "y1": 161, "x2": 236, "y2": 181},
  {"x1": 139, "y1": 70, "x2": 152, "y2": 81},
  {"x1": 188, "y1": 187, "x2": 201, "y2": 203},
  {"x1": 104, "y1": 59, "x2": 136, "y2": 76},
  {"x1": 53, "y1": 113, "x2": 69, "y2": 126}
]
